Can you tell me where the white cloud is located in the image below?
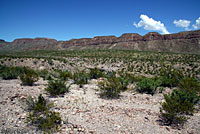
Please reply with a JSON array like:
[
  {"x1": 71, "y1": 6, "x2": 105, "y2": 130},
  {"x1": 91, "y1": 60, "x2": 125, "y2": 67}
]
[
  {"x1": 133, "y1": 14, "x2": 170, "y2": 34},
  {"x1": 173, "y1": 19, "x2": 191, "y2": 30},
  {"x1": 192, "y1": 17, "x2": 200, "y2": 29}
]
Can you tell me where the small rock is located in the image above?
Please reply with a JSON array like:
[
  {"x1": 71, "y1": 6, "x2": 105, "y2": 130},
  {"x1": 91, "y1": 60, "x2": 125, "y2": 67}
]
[
  {"x1": 82, "y1": 128, "x2": 85, "y2": 132},
  {"x1": 15, "y1": 112, "x2": 20, "y2": 116},
  {"x1": 166, "y1": 127, "x2": 170, "y2": 131},
  {"x1": 20, "y1": 113, "x2": 27, "y2": 119},
  {"x1": 78, "y1": 127, "x2": 82, "y2": 131},
  {"x1": 73, "y1": 124, "x2": 78, "y2": 128},
  {"x1": 144, "y1": 116, "x2": 149, "y2": 122},
  {"x1": 89, "y1": 130, "x2": 95, "y2": 134},
  {"x1": 69, "y1": 130, "x2": 74, "y2": 134}
]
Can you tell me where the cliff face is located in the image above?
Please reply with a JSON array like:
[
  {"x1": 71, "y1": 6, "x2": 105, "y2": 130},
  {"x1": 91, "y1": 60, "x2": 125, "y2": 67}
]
[{"x1": 0, "y1": 30, "x2": 200, "y2": 53}]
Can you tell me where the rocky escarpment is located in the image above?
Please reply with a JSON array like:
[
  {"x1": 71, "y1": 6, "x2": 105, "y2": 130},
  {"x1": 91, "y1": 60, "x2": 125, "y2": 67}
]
[
  {"x1": 0, "y1": 39, "x2": 9, "y2": 48},
  {"x1": 0, "y1": 30, "x2": 200, "y2": 53}
]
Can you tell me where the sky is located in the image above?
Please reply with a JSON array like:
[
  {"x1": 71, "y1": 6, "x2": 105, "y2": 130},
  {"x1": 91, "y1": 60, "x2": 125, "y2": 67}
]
[{"x1": 0, "y1": 0, "x2": 200, "y2": 42}]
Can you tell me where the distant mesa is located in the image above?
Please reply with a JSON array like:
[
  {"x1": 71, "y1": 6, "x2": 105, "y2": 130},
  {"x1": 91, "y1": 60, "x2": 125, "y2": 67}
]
[
  {"x1": 0, "y1": 39, "x2": 5, "y2": 43},
  {"x1": 0, "y1": 30, "x2": 200, "y2": 53}
]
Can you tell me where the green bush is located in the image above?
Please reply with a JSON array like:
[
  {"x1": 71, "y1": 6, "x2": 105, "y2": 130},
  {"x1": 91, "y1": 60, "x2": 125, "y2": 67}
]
[
  {"x1": 104, "y1": 70, "x2": 116, "y2": 78},
  {"x1": 73, "y1": 71, "x2": 88, "y2": 88},
  {"x1": 178, "y1": 77, "x2": 200, "y2": 93},
  {"x1": 136, "y1": 77, "x2": 162, "y2": 95},
  {"x1": 45, "y1": 80, "x2": 70, "y2": 96},
  {"x1": 117, "y1": 71, "x2": 131, "y2": 91},
  {"x1": 37, "y1": 69, "x2": 52, "y2": 80},
  {"x1": 89, "y1": 67, "x2": 105, "y2": 79},
  {"x1": 59, "y1": 70, "x2": 72, "y2": 81},
  {"x1": 26, "y1": 94, "x2": 62, "y2": 133},
  {"x1": 126, "y1": 74, "x2": 146, "y2": 83},
  {"x1": 160, "y1": 89, "x2": 200, "y2": 126},
  {"x1": 0, "y1": 65, "x2": 26, "y2": 80},
  {"x1": 33, "y1": 94, "x2": 49, "y2": 112},
  {"x1": 20, "y1": 68, "x2": 39, "y2": 86},
  {"x1": 159, "y1": 66, "x2": 184, "y2": 87},
  {"x1": 98, "y1": 77, "x2": 121, "y2": 99},
  {"x1": 24, "y1": 95, "x2": 35, "y2": 111}
]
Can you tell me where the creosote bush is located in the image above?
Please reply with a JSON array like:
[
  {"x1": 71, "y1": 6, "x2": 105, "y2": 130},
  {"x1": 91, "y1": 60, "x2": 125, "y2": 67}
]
[
  {"x1": 59, "y1": 70, "x2": 72, "y2": 81},
  {"x1": 98, "y1": 76, "x2": 121, "y2": 99},
  {"x1": 104, "y1": 70, "x2": 116, "y2": 78},
  {"x1": 72, "y1": 70, "x2": 88, "y2": 88},
  {"x1": 178, "y1": 77, "x2": 200, "y2": 93},
  {"x1": 20, "y1": 68, "x2": 39, "y2": 86},
  {"x1": 45, "y1": 80, "x2": 70, "y2": 96},
  {"x1": 0, "y1": 65, "x2": 26, "y2": 80},
  {"x1": 37, "y1": 69, "x2": 52, "y2": 80},
  {"x1": 89, "y1": 67, "x2": 105, "y2": 79},
  {"x1": 159, "y1": 66, "x2": 184, "y2": 87},
  {"x1": 117, "y1": 71, "x2": 131, "y2": 91},
  {"x1": 136, "y1": 77, "x2": 162, "y2": 95},
  {"x1": 126, "y1": 73, "x2": 146, "y2": 83},
  {"x1": 160, "y1": 89, "x2": 200, "y2": 126},
  {"x1": 25, "y1": 94, "x2": 62, "y2": 134}
]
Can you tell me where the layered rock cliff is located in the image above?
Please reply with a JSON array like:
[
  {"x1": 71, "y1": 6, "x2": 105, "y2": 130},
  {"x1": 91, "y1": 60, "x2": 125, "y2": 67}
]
[{"x1": 0, "y1": 30, "x2": 200, "y2": 53}]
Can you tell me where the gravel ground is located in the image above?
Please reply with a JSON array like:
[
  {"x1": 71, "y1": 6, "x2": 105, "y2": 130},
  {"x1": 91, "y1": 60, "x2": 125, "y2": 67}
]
[{"x1": 0, "y1": 78, "x2": 199, "y2": 134}]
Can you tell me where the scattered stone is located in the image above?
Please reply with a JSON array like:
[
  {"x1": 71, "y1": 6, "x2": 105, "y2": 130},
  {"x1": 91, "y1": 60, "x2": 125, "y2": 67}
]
[{"x1": 0, "y1": 78, "x2": 198, "y2": 134}]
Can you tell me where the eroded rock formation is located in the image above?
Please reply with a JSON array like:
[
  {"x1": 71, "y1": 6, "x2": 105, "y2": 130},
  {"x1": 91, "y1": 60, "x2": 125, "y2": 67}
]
[{"x1": 0, "y1": 30, "x2": 200, "y2": 53}]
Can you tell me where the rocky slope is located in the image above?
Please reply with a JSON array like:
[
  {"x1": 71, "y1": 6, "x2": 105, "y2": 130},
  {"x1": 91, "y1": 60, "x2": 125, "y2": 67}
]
[{"x1": 0, "y1": 30, "x2": 200, "y2": 53}]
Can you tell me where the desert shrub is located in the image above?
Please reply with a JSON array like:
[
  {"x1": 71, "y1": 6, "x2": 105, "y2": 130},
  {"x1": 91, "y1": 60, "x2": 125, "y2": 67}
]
[
  {"x1": 37, "y1": 69, "x2": 52, "y2": 80},
  {"x1": 0, "y1": 65, "x2": 26, "y2": 80},
  {"x1": 47, "y1": 59, "x2": 54, "y2": 65},
  {"x1": 178, "y1": 77, "x2": 200, "y2": 93},
  {"x1": 160, "y1": 89, "x2": 200, "y2": 126},
  {"x1": 59, "y1": 70, "x2": 72, "y2": 81},
  {"x1": 72, "y1": 71, "x2": 88, "y2": 88},
  {"x1": 117, "y1": 71, "x2": 131, "y2": 91},
  {"x1": 127, "y1": 74, "x2": 146, "y2": 83},
  {"x1": 45, "y1": 80, "x2": 70, "y2": 96},
  {"x1": 159, "y1": 66, "x2": 184, "y2": 87},
  {"x1": 33, "y1": 94, "x2": 49, "y2": 112},
  {"x1": 20, "y1": 68, "x2": 39, "y2": 86},
  {"x1": 89, "y1": 67, "x2": 105, "y2": 79},
  {"x1": 24, "y1": 96, "x2": 36, "y2": 111},
  {"x1": 104, "y1": 70, "x2": 116, "y2": 78},
  {"x1": 136, "y1": 77, "x2": 162, "y2": 95},
  {"x1": 26, "y1": 94, "x2": 62, "y2": 133},
  {"x1": 98, "y1": 77, "x2": 121, "y2": 99}
]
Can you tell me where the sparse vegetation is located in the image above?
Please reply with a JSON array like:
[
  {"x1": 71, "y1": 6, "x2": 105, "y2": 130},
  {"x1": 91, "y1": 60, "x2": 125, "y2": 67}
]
[
  {"x1": 159, "y1": 66, "x2": 184, "y2": 87},
  {"x1": 45, "y1": 80, "x2": 70, "y2": 96},
  {"x1": 20, "y1": 68, "x2": 39, "y2": 86},
  {"x1": 25, "y1": 94, "x2": 62, "y2": 133},
  {"x1": 160, "y1": 89, "x2": 200, "y2": 126},
  {"x1": 58, "y1": 70, "x2": 72, "y2": 81},
  {"x1": 37, "y1": 69, "x2": 52, "y2": 80},
  {"x1": 89, "y1": 67, "x2": 105, "y2": 79},
  {"x1": 0, "y1": 49, "x2": 200, "y2": 132},
  {"x1": 136, "y1": 77, "x2": 162, "y2": 95},
  {"x1": 0, "y1": 65, "x2": 26, "y2": 80},
  {"x1": 178, "y1": 77, "x2": 200, "y2": 93},
  {"x1": 72, "y1": 70, "x2": 88, "y2": 88},
  {"x1": 98, "y1": 76, "x2": 122, "y2": 99}
]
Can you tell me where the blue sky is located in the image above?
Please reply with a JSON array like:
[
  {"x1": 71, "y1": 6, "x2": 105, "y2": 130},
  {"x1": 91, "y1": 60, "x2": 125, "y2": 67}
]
[{"x1": 0, "y1": 0, "x2": 200, "y2": 42}]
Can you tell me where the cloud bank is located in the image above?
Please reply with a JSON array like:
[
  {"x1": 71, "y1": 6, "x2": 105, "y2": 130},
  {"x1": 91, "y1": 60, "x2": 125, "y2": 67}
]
[
  {"x1": 173, "y1": 19, "x2": 191, "y2": 30},
  {"x1": 133, "y1": 14, "x2": 170, "y2": 34},
  {"x1": 192, "y1": 17, "x2": 200, "y2": 29}
]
